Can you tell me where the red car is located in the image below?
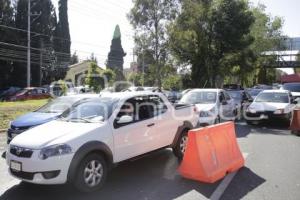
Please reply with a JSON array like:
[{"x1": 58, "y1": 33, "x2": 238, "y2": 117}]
[{"x1": 8, "y1": 87, "x2": 50, "y2": 101}]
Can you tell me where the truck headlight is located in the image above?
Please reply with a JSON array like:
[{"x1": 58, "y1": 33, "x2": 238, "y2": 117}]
[
  {"x1": 39, "y1": 144, "x2": 72, "y2": 160},
  {"x1": 247, "y1": 108, "x2": 256, "y2": 113},
  {"x1": 274, "y1": 109, "x2": 284, "y2": 114}
]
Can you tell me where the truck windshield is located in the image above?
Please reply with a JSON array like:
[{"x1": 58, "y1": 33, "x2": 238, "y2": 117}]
[
  {"x1": 60, "y1": 98, "x2": 118, "y2": 123},
  {"x1": 180, "y1": 91, "x2": 217, "y2": 104},
  {"x1": 255, "y1": 93, "x2": 289, "y2": 103},
  {"x1": 37, "y1": 97, "x2": 81, "y2": 113}
]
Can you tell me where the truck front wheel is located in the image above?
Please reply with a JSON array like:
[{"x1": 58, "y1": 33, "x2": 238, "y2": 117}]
[
  {"x1": 73, "y1": 153, "x2": 108, "y2": 193},
  {"x1": 173, "y1": 130, "x2": 188, "y2": 160}
]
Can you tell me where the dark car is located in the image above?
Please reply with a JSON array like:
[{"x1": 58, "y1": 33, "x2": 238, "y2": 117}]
[
  {"x1": 282, "y1": 82, "x2": 300, "y2": 100},
  {"x1": 226, "y1": 90, "x2": 253, "y2": 119}
]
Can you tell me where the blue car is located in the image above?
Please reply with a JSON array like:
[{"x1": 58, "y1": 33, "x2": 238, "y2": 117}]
[{"x1": 7, "y1": 94, "x2": 98, "y2": 144}]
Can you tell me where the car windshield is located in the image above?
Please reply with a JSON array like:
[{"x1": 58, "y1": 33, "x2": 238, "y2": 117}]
[
  {"x1": 255, "y1": 93, "x2": 289, "y2": 103},
  {"x1": 37, "y1": 97, "x2": 82, "y2": 113},
  {"x1": 248, "y1": 89, "x2": 263, "y2": 97},
  {"x1": 227, "y1": 91, "x2": 242, "y2": 100},
  {"x1": 283, "y1": 83, "x2": 300, "y2": 92},
  {"x1": 180, "y1": 91, "x2": 217, "y2": 104},
  {"x1": 60, "y1": 97, "x2": 118, "y2": 123}
]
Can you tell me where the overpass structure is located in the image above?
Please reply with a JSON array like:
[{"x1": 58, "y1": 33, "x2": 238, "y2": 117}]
[{"x1": 263, "y1": 37, "x2": 300, "y2": 68}]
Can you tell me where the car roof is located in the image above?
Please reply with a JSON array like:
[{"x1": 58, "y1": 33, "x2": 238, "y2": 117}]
[
  {"x1": 189, "y1": 88, "x2": 223, "y2": 92},
  {"x1": 261, "y1": 90, "x2": 289, "y2": 93},
  {"x1": 57, "y1": 94, "x2": 100, "y2": 100},
  {"x1": 100, "y1": 91, "x2": 163, "y2": 100}
]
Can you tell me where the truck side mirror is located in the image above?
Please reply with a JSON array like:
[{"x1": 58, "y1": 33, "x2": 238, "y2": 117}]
[{"x1": 117, "y1": 115, "x2": 133, "y2": 124}]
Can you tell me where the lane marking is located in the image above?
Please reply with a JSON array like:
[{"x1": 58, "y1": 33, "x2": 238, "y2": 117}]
[{"x1": 209, "y1": 152, "x2": 249, "y2": 200}]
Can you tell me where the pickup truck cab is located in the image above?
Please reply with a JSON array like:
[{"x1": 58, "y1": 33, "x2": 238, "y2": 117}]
[{"x1": 6, "y1": 92, "x2": 197, "y2": 192}]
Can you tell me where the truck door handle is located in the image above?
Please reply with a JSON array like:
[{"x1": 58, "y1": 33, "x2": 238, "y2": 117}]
[{"x1": 147, "y1": 123, "x2": 155, "y2": 127}]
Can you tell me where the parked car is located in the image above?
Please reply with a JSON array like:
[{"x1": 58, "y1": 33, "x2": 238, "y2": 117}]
[
  {"x1": 245, "y1": 90, "x2": 297, "y2": 124},
  {"x1": 226, "y1": 90, "x2": 253, "y2": 118},
  {"x1": 179, "y1": 89, "x2": 236, "y2": 126},
  {"x1": 7, "y1": 87, "x2": 50, "y2": 101},
  {"x1": 246, "y1": 88, "x2": 264, "y2": 99},
  {"x1": 6, "y1": 92, "x2": 198, "y2": 192},
  {"x1": 6, "y1": 94, "x2": 99, "y2": 144},
  {"x1": 281, "y1": 82, "x2": 300, "y2": 100},
  {"x1": 0, "y1": 87, "x2": 21, "y2": 101},
  {"x1": 223, "y1": 84, "x2": 244, "y2": 90}
]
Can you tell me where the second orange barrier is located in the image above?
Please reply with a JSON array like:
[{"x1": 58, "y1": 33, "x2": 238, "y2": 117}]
[{"x1": 178, "y1": 121, "x2": 244, "y2": 183}]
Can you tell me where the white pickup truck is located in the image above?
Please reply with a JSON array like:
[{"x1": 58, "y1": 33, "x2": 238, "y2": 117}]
[{"x1": 6, "y1": 92, "x2": 198, "y2": 192}]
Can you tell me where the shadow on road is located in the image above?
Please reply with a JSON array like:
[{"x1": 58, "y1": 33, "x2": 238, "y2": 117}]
[
  {"x1": 221, "y1": 167, "x2": 266, "y2": 200},
  {"x1": 235, "y1": 120, "x2": 292, "y2": 138},
  {"x1": 0, "y1": 150, "x2": 222, "y2": 200}
]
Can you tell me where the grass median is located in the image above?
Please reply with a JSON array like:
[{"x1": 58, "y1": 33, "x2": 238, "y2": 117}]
[{"x1": 0, "y1": 99, "x2": 49, "y2": 130}]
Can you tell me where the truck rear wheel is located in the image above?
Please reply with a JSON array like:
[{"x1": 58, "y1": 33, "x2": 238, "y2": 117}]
[
  {"x1": 173, "y1": 130, "x2": 188, "y2": 160},
  {"x1": 73, "y1": 153, "x2": 108, "y2": 193}
]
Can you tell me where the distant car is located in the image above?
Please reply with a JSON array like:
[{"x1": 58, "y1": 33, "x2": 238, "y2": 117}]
[
  {"x1": 0, "y1": 87, "x2": 21, "y2": 101},
  {"x1": 245, "y1": 90, "x2": 297, "y2": 124},
  {"x1": 281, "y1": 82, "x2": 300, "y2": 100},
  {"x1": 253, "y1": 84, "x2": 273, "y2": 90},
  {"x1": 223, "y1": 84, "x2": 244, "y2": 90},
  {"x1": 246, "y1": 88, "x2": 264, "y2": 99},
  {"x1": 179, "y1": 89, "x2": 236, "y2": 126},
  {"x1": 226, "y1": 90, "x2": 253, "y2": 118},
  {"x1": 7, "y1": 87, "x2": 50, "y2": 101},
  {"x1": 7, "y1": 94, "x2": 99, "y2": 144}
]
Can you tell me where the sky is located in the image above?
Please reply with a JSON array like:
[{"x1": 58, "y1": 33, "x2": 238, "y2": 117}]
[{"x1": 53, "y1": 0, "x2": 299, "y2": 74}]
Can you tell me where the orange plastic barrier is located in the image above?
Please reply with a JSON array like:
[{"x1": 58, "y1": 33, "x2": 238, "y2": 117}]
[
  {"x1": 178, "y1": 121, "x2": 244, "y2": 183},
  {"x1": 290, "y1": 109, "x2": 300, "y2": 132}
]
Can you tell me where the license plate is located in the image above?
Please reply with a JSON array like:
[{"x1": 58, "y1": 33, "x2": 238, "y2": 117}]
[{"x1": 10, "y1": 160, "x2": 22, "y2": 172}]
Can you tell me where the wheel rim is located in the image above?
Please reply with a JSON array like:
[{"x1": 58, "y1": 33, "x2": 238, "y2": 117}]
[
  {"x1": 180, "y1": 135, "x2": 188, "y2": 154},
  {"x1": 83, "y1": 160, "x2": 103, "y2": 187}
]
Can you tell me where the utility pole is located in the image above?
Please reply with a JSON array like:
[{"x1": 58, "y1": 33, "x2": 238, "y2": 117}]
[{"x1": 27, "y1": 0, "x2": 31, "y2": 88}]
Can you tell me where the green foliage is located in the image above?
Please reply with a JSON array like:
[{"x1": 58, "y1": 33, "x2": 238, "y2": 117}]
[
  {"x1": 128, "y1": 0, "x2": 178, "y2": 88},
  {"x1": 85, "y1": 62, "x2": 102, "y2": 93},
  {"x1": 128, "y1": 72, "x2": 143, "y2": 86},
  {"x1": 101, "y1": 68, "x2": 116, "y2": 86},
  {"x1": 57, "y1": 80, "x2": 68, "y2": 95},
  {"x1": 162, "y1": 75, "x2": 182, "y2": 90},
  {"x1": 168, "y1": 0, "x2": 255, "y2": 88}
]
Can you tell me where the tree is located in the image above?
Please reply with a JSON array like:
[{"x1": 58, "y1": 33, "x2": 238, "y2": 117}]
[
  {"x1": 128, "y1": 0, "x2": 178, "y2": 88},
  {"x1": 107, "y1": 25, "x2": 126, "y2": 81},
  {"x1": 85, "y1": 62, "x2": 102, "y2": 93},
  {"x1": 250, "y1": 4, "x2": 284, "y2": 84},
  {"x1": 162, "y1": 74, "x2": 182, "y2": 90},
  {"x1": 70, "y1": 51, "x2": 79, "y2": 65},
  {"x1": 54, "y1": 0, "x2": 71, "y2": 66},
  {"x1": 168, "y1": 0, "x2": 254, "y2": 87},
  {"x1": 101, "y1": 68, "x2": 116, "y2": 86},
  {"x1": 128, "y1": 72, "x2": 143, "y2": 86},
  {"x1": 0, "y1": 0, "x2": 17, "y2": 88},
  {"x1": 89, "y1": 53, "x2": 97, "y2": 64}
]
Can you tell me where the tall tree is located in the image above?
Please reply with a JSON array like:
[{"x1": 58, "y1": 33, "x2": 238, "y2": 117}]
[
  {"x1": 53, "y1": 0, "x2": 71, "y2": 79},
  {"x1": 107, "y1": 25, "x2": 126, "y2": 81},
  {"x1": 0, "y1": 0, "x2": 16, "y2": 87},
  {"x1": 128, "y1": 0, "x2": 178, "y2": 88},
  {"x1": 249, "y1": 3, "x2": 284, "y2": 84},
  {"x1": 168, "y1": 0, "x2": 254, "y2": 87}
]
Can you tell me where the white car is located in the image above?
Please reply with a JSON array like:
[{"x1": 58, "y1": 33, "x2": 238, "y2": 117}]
[
  {"x1": 6, "y1": 92, "x2": 198, "y2": 192},
  {"x1": 245, "y1": 90, "x2": 297, "y2": 124},
  {"x1": 179, "y1": 89, "x2": 236, "y2": 126}
]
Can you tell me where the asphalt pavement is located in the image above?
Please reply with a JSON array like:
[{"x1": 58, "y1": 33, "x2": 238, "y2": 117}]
[{"x1": 0, "y1": 121, "x2": 300, "y2": 200}]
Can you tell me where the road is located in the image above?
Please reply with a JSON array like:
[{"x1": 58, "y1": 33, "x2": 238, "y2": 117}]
[{"x1": 0, "y1": 121, "x2": 300, "y2": 200}]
